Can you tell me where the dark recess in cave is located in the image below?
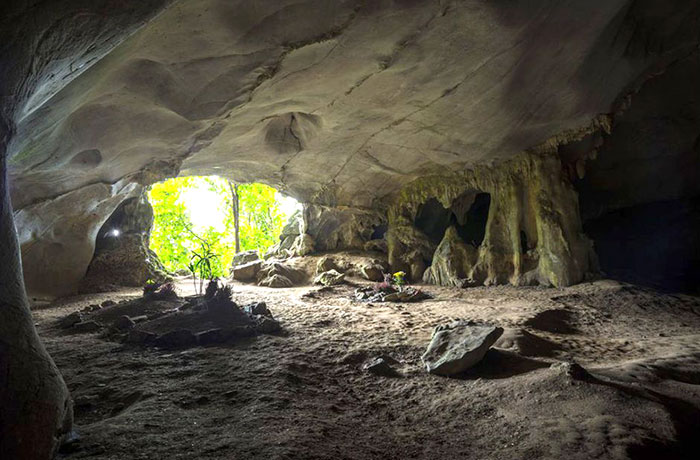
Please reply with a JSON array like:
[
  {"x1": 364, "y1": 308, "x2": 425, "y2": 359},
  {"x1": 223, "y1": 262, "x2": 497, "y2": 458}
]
[
  {"x1": 414, "y1": 193, "x2": 491, "y2": 249},
  {"x1": 584, "y1": 197, "x2": 700, "y2": 293},
  {"x1": 414, "y1": 198, "x2": 452, "y2": 244},
  {"x1": 371, "y1": 224, "x2": 387, "y2": 240},
  {"x1": 520, "y1": 231, "x2": 529, "y2": 254},
  {"x1": 455, "y1": 193, "x2": 491, "y2": 247}
]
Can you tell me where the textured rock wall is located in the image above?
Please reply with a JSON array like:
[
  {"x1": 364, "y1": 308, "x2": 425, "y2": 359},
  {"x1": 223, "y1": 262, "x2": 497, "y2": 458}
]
[
  {"x1": 81, "y1": 191, "x2": 170, "y2": 292},
  {"x1": 14, "y1": 182, "x2": 143, "y2": 299},
  {"x1": 387, "y1": 152, "x2": 595, "y2": 287}
]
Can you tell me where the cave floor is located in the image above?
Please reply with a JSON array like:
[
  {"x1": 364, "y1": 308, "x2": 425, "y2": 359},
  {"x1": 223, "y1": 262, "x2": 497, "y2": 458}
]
[{"x1": 34, "y1": 279, "x2": 700, "y2": 460}]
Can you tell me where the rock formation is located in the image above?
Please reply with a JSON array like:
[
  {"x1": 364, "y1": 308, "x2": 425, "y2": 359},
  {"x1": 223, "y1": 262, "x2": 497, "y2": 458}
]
[{"x1": 1, "y1": 0, "x2": 699, "y2": 455}]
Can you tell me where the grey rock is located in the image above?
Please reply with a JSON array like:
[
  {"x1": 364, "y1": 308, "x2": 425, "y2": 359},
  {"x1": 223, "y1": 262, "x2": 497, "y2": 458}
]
[
  {"x1": 422, "y1": 322, "x2": 503, "y2": 376},
  {"x1": 59, "y1": 312, "x2": 83, "y2": 329},
  {"x1": 314, "y1": 269, "x2": 345, "y2": 286},
  {"x1": 231, "y1": 250, "x2": 260, "y2": 266},
  {"x1": 231, "y1": 260, "x2": 263, "y2": 282},
  {"x1": 255, "y1": 316, "x2": 281, "y2": 334},
  {"x1": 360, "y1": 264, "x2": 384, "y2": 282},
  {"x1": 550, "y1": 361, "x2": 591, "y2": 381},
  {"x1": 258, "y1": 274, "x2": 294, "y2": 288},
  {"x1": 243, "y1": 302, "x2": 271, "y2": 317},
  {"x1": 363, "y1": 356, "x2": 402, "y2": 377},
  {"x1": 316, "y1": 256, "x2": 339, "y2": 275},
  {"x1": 101, "y1": 300, "x2": 116, "y2": 308}
]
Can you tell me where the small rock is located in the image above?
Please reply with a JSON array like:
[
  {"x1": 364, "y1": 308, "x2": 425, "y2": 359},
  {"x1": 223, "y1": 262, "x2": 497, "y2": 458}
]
[
  {"x1": 114, "y1": 316, "x2": 136, "y2": 331},
  {"x1": 59, "y1": 312, "x2": 83, "y2": 329},
  {"x1": 363, "y1": 356, "x2": 402, "y2": 377},
  {"x1": 73, "y1": 321, "x2": 102, "y2": 333},
  {"x1": 231, "y1": 249, "x2": 260, "y2": 266},
  {"x1": 422, "y1": 321, "x2": 503, "y2": 376},
  {"x1": 550, "y1": 361, "x2": 591, "y2": 381},
  {"x1": 314, "y1": 269, "x2": 345, "y2": 286},
  {"x1": 255, "y1": 316, "x2": 281, "y2": 334},
  {"x1": 258, "y1": 274, "x2": 294, "y2": 288},
  {"x1": 231, "y1": 260, "x2": 263, "y2": 282},
  {"x1": 243, "y1": 302, "x2": 271, "y2": 317},
  {"x1": 101, "y1": 300, "x2": 116, "y2": 308},
  {"x1": 360, "y1": 264, "x2": 384, "y2": 282},
  {"x1": 316, "y1": 256, "x2": 339, "y2": 275},
  {"x1": 154, "y1": 329, "x2": 197, "y2": 348}
]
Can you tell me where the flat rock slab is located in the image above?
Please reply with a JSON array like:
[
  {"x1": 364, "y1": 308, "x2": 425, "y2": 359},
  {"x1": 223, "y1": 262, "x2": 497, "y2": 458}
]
[{"x1": 422, "y1": 322, "x2": 503, "y2": 376}]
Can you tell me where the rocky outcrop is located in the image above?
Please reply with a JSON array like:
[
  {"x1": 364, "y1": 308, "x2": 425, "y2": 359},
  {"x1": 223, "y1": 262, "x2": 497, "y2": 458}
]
[
  {"x1": 9, "y1": 0, "x2": 694, "y2": 297},
  {"x1": 388, "y1": 153, "x2": 596, "y2": 288},
  {"x1": 81, "y1": 193, "x2": 169, "y2": 292}
]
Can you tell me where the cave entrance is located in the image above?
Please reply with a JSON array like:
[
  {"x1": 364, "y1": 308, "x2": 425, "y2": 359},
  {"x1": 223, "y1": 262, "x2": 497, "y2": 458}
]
[
  {"x1": 147, "y1": 176, "x2": 301, "y2": 276},
  {"x1": 414, "y1": 192, "x2": 491, "y2": 261},
  {"x1": 581, "y1": 197, "x2": 700, "y2": 293}
]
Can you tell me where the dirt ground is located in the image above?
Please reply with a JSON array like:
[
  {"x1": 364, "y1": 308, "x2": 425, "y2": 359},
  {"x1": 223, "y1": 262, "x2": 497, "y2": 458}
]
[{"x1": 34, "y1": 278, "x2": 700, "y2": 460}]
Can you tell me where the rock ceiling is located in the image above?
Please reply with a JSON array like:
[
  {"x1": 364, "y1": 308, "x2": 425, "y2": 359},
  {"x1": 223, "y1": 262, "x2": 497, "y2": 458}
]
[{"x1": 8, "y1": 0, "x2": 689, "y2": 209}]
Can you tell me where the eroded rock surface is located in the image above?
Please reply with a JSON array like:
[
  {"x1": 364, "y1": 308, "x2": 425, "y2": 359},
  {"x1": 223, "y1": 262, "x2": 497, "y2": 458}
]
[
  {"x1": 3, "y1": 0, "x2": 698, "y2": 299},
  {"x1": 422, "y1": 322, "x2": 504, "y2": 376}
]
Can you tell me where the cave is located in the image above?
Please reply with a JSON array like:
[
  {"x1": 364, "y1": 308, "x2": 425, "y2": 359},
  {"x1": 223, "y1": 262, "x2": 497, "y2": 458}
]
[{"x1": 2, "y1": 2, "x2": 700, "y2": 459}]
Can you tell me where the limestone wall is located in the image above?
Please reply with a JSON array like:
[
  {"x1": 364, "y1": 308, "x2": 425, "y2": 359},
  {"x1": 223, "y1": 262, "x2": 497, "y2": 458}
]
[{"x1": 387, "y1": 152, "x2": 596, "y2": 288}]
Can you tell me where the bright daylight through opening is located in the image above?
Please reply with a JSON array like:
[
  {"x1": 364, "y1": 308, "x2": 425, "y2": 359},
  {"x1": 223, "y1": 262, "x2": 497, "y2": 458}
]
[{"x1": 148, "y1": 176, "x2": 301, "y2": 277}]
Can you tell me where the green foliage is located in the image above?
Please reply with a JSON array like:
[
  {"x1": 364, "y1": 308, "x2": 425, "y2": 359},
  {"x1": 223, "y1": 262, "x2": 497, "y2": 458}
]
[{"x1": 148, "y1": 176, "x2": 288, "y2": 277}]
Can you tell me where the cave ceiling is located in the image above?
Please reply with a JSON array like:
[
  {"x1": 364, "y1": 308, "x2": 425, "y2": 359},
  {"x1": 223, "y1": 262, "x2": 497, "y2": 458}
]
[{"x1": 7, "y1": 0, "x2": 698, "y2": 209}]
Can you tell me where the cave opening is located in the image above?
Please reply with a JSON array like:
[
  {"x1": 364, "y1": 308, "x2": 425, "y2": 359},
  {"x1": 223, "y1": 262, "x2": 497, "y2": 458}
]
[
  {"x1": 582, "y1": 197, "x2": 700, "y2": 293},
  {"x1": 414, "y1": 192, "x2": 492, "y2": 256},
  {"x1": 146, "y1": 176, "x2": 301, "y2": 276}
]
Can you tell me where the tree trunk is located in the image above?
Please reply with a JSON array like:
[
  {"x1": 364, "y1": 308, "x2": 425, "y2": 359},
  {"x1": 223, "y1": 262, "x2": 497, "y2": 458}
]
[
  {"x1": 0, "y1": 121, "x2": 73, "y2": 459},
  {"x1": 228, "y1": 181, "x2": 241, "y2": 253}
]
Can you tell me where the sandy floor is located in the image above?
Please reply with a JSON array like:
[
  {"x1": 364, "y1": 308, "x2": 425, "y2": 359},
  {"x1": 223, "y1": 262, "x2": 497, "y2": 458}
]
[{"x1": 35, "y1": 278, "x2": 700, "y2": 460}]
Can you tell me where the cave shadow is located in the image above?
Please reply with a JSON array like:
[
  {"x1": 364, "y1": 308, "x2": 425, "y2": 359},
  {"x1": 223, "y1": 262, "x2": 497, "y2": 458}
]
[
  {"x1": 453, "y1": 349, "x2": 550, "y2": 380},
  {"x1": 524, "y1": 309, "x2": 578, "y2": 334},
  {"x1": 585, "y1": 373, "x2": 700, "y2": 460}
]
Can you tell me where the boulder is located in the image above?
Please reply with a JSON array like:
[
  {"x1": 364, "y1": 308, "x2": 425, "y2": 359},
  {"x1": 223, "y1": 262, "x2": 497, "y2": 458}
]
[
  {"x1": 360, "y1": 264, "x2": 384, "y2": 282},
  {"x1": 256, "y1": 262, "x2": 306, "y2": 285},
  {"x1": 259, "y1": 274, "x2": 294, "y2": 288},
  {"x1": 231, "y1": 250, "x2": 259, "y2": 266},
  {"x1": 316, "y1": 256, "x2": 339, "y2": 275},
  {"x1": 231, "y1": 260, "x2": 263, "y2": 282},
  {"x1": 362, "y1": 356, "x2": 402, "y2": 377},
  {"x1": 314, "y1": 269, "x2": 345, "y2": 286},
  {"x1": 422, "y1": 322, "x2": 503, "y2": 376}
]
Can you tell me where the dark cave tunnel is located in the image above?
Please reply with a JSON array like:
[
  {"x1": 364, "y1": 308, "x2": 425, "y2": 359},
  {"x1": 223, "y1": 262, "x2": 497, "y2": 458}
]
[
  {"x1": 571, "y1": 54, "x2": 700, "y2": 293},
  {"x1": 414, "y1": 192, "x2": 491, "y2": 262}
]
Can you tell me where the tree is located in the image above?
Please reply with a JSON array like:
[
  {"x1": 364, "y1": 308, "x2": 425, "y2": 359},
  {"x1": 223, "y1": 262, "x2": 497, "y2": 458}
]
[
  {"x1": 149, "y1": 177, "x2": 288, "y2": 276},
  {"x1": 228, "y1": 180, "x2": 240, "y2": 253}
]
